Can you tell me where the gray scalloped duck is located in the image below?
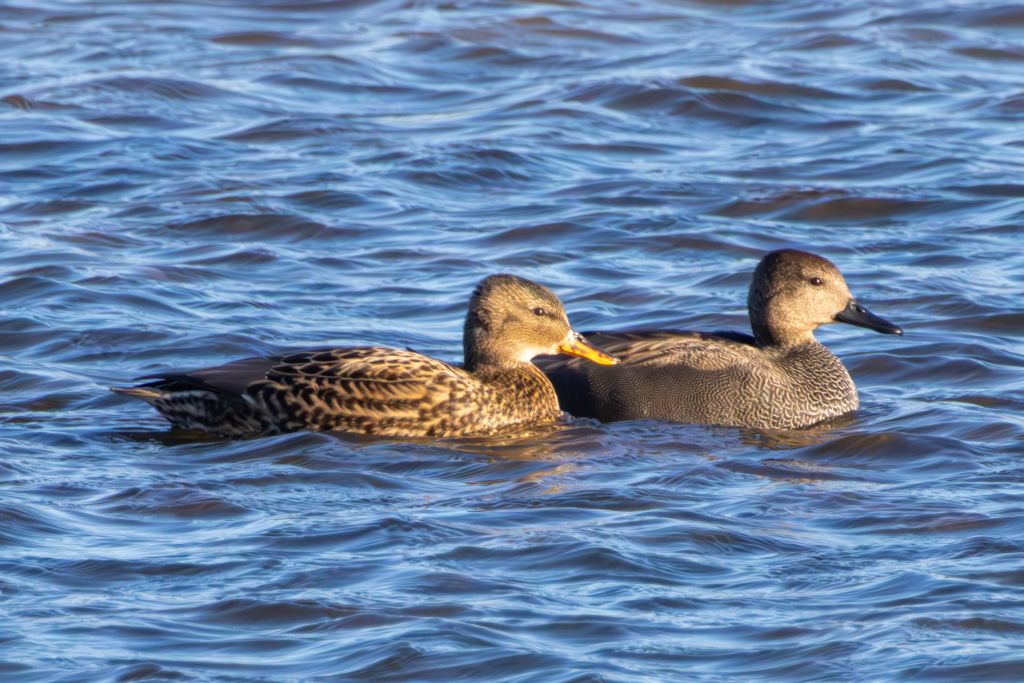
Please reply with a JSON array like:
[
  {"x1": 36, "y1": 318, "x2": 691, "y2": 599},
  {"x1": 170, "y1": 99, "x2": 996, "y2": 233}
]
[
  {"x1": 113, "y1": 274, "x2": 618, "y2": 438},
  {"x1": 540, "y1": 249, "x2": 903, "y2": 431}
]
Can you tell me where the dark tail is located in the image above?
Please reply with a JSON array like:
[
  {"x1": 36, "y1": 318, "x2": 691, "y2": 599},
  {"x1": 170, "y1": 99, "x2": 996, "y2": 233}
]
[{"x1": 110, "y1": 386, "x2": 163, "y2": 404}]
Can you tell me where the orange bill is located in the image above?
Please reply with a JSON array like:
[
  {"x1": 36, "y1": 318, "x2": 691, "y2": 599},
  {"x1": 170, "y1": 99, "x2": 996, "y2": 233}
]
[{"x1": 557, "y1": 332, "x2": 619, "y2": 366}]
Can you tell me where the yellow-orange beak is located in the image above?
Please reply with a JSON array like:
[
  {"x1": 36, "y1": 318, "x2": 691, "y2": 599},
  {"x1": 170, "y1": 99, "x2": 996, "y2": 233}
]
[{"x1": 557, "y1": 332, "x2": 619, "y2": 366}]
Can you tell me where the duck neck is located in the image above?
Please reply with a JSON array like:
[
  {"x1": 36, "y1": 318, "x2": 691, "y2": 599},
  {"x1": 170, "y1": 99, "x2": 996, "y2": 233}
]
[
  {"x1": 468, "y1": 356, "x2": 547, "y2": 384},
  {"x1": 463, "y1": 309, "x2": 512, "y2": 374},
  {"x1": 751, "y1": 321, "x2": 819, "y2": 350},
  {"x1": 463, "y1": 343, "x2": 521, "y2": 375},
  {"x1": 749, "y1": 297, "x2": 819, "y2": 350},
  {"x1": 470, "y1": 360, "x2": 560, "y2": 414}
]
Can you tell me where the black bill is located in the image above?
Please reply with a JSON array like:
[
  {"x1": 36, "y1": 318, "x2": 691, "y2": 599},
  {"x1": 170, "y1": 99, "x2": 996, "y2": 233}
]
[{"x1": 835, "y1": 300, "x2": 903, "y2": 335}]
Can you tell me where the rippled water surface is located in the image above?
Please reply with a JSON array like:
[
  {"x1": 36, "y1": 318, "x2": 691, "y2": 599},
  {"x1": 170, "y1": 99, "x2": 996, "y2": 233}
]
[{"x1": 3, "y1": 0, "x2": 1024, "y2": 680}]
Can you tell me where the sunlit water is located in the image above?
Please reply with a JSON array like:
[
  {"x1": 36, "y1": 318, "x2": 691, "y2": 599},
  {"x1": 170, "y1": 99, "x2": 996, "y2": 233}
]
[{"x1": 2, "y1": 0, "x2": 1023, "y2": 680}]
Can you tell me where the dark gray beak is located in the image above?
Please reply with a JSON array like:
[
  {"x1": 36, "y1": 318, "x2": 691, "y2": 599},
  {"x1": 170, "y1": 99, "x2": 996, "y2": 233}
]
[{"x1": 835, "y1": 300, "x2": 903, "y2": 335}]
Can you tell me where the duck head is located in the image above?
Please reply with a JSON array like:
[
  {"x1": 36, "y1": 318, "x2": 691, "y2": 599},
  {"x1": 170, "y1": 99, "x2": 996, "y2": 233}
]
[
  {"x1": 747, "y1": 249, "x2": 902, "y2": 348},
  {"x1": 463, "y1": 274, "x2": 618, "y2": 371}
]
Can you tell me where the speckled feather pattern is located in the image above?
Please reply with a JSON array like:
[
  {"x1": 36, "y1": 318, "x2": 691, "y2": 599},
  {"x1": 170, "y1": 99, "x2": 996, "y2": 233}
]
[{"x1": 128, "y1": 347, "x2": 564, "y2": 438}]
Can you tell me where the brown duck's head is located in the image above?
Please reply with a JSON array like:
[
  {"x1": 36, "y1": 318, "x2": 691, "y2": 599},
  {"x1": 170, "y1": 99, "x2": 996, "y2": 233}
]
[
  {"x1": 747, "y1": 249, "x2": 903, "y2": 348},
  {"x1": 463, "y1": 274, "x2": 619, "y2": 371}
]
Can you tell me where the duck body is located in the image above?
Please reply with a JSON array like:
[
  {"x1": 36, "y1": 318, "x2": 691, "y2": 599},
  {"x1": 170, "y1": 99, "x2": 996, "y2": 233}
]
[
  {"x1": 113, "y1": 274, "x2": 618, "y2": 439},
  {"x1": 541, "y1": 249, "x2": 902, "y2": 431},
  {"x1": 115, "y1": 346, "x2": 564, "y2": 438},
  {"x1": 545, "y1": 330, "x2": 857, "y2": 431}
]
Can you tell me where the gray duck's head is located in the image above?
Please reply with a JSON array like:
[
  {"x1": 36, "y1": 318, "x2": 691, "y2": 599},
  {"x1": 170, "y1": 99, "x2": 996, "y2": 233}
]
[
  {"x1": 747, "y1": 249, "x2": 902, "y2": 348},
  {"x1": 463, "y1": 274, "x2": 619, "y2": 371}
]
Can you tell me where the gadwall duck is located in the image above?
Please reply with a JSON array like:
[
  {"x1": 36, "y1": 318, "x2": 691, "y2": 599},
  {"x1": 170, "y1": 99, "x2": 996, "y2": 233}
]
[
  {"x1": 113, "y1": 274, "x2": 618, "y2": 438},
  {"x1": 540, "y1": 249, "x2": 902, "y2": 430}
]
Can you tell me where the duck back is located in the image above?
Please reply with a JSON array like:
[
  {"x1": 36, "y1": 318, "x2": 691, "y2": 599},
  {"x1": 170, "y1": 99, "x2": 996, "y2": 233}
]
[
  {"x1": 542, "y1": 330, "x2": 857, "y2": 431},
  {"x1": 117, "y1": 347, "x2": 565, "y2": 438}
]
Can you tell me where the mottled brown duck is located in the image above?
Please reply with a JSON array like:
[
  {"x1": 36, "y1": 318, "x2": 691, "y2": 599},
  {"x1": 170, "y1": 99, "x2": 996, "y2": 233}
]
[
  {"x1": 540, "y1": 249, "x2": 903, "y2": 431},
  {"x1": 113, "y1": 274, "x2": 618, "y2": 438}
]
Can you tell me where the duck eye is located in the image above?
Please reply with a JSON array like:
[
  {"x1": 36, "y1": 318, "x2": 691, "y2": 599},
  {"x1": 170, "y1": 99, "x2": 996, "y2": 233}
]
[
  {"x1": 809, "y1": 277, "x2": 823, "y2": 286},
  {"x1": 532, "y1": 306, "x2": 547, "y2": 316}
]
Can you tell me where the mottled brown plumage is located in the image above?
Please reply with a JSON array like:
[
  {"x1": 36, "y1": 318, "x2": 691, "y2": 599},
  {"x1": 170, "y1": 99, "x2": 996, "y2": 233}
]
[
  {"x1": 112, "y1": 274, "x2": 617, "y2": 438},
  {"x1": 540, "y1": 250, "x2": 903, "y2": 431}
]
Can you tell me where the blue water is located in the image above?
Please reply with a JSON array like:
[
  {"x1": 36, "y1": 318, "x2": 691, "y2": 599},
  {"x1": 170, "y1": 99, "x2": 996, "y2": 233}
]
[{"x1": 2, "y1": 0, "x2": 1024, "y2": 680}]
